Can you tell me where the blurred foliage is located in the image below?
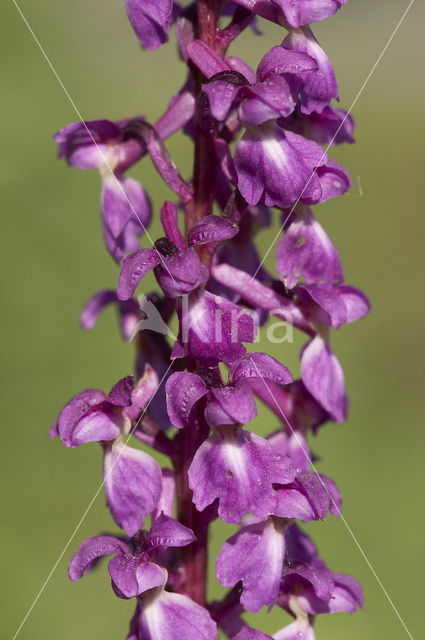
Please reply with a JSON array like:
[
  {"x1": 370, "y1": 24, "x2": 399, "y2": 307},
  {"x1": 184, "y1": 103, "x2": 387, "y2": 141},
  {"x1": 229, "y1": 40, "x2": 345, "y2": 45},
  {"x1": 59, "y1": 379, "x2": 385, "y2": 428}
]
[{"x1": 1, "y1": 1, "x2": 424, "y2": 638}]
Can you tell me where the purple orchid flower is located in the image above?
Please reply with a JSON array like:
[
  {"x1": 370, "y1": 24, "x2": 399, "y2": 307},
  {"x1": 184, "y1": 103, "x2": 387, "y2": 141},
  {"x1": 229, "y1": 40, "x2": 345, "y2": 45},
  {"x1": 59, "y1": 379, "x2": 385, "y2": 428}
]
[
  {"x1": 172, "y1": 286, "x2": 258, "y2": 366},
  {"x1": 189, "y1": 424, "x2": 296, "y2": 524},
  {"x1": 118, "y1": 201, "x2": 238, "y2": 300},
  {"x1": 234, "y1": 121, "x2": 350, "y2": 209},
  {"x1": 215, "y1": 471, "x2": 341, "y2": 612},
  {"x1": 186, "y1": 39, "x2": 317, "y2": 125},
  {"x1": 281, "y1": 25, "x2": 339, "y2": 115},
  {"x1": 51, "y1": 373, "x2": 162, "y2": 535},
  {"x1": 166, "y1": 352, "x2": 292, "y2": 428},
  {"x1": 54, "y1": 118, "x2": 151, "y2": 263},
  {"x1": 275, "y1": 524, "x2": 363, "y2": 636},
  {"x1": 276, "y1": 204, "x2": 343, "y2": 290},
  {"x1": 68, "y1": 512, "x2": 195, "y2": 597}
]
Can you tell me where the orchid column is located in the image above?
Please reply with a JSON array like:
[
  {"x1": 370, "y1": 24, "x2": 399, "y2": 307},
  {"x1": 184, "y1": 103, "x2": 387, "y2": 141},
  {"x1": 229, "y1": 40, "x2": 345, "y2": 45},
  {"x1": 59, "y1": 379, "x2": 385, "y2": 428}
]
[{"x1": 51, "y1": 1, "x2": 368, "y2": 638}]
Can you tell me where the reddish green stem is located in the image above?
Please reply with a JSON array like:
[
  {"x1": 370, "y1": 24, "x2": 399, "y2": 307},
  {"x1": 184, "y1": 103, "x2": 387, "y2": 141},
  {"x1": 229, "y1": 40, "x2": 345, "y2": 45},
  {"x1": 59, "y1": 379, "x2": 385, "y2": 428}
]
[
  {"x1": 177, "y1": 0, "x2": 220, "y2": 606},
  {"x1": 185, "y1": 0, "x2": 219, "y2": 237},
  {"x1": 173, "y1": 406, "x2": 211, "y2": 605}
]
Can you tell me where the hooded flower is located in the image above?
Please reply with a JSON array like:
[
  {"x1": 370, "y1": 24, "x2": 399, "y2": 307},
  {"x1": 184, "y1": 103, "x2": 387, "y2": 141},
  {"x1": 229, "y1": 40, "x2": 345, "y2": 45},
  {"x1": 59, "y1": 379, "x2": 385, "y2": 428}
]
[
  {"x1": 186, "y1": 39, "x2": 317, "y2": 126},
  {"x1": 68, "y1": 513, "x2": 195, "y2": 598},
  {"x1": 166, "y1": 352, "x2": 292, "y2": 429},
  {"x1": 54, "y1": 118, "x2": 151, "y2": 263},
  {"x1": 118, "y1": 201, "x2": 238, "y2": 300},
  {"x1": 234, "y1": 122, "x2": 348, "y2": 209},
  {"x1": 281, "y1": 26, "x2": 339, "y2": 114},
  {"x1": 51, "y1": 373, "x2": 162, "y2": 535},
  {"x1": 297, "y1": 284, "x2": 370, "y2": 420}
]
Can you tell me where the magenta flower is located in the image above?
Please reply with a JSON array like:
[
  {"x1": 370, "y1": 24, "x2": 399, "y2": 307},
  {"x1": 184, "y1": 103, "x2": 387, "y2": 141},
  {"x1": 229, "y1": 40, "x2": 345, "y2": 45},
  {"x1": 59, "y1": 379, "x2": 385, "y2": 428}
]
[
  {"x1": 234, "y1": 122, "x2": 348, "y2": 209},
  {"x1": 166, "y1": 352, "x2": 292, "y2": 428},
  {"x1": 51, "y1": 373, "x2": 163, "y2": 535},
  {"x1": 50, "y1": 2, "x2": 368, "y2": 638},
  {"x1": 54, "y1": 119, "x2": 151, "y2": 263}
]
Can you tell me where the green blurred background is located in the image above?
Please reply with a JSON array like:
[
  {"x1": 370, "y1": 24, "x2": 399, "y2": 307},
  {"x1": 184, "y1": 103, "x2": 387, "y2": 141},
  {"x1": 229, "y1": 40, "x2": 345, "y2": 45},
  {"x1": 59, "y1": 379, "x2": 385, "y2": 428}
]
[{"x1": 1, "y1": 0, "x2": 424, "y2": 638}]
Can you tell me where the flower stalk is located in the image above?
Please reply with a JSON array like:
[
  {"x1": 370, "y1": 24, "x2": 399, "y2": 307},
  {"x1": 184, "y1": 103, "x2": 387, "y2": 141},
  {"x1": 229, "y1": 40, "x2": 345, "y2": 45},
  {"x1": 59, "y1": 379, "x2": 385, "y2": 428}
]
[{"x1": 51, "y1": 1, "x2": 369, "y2": 638}]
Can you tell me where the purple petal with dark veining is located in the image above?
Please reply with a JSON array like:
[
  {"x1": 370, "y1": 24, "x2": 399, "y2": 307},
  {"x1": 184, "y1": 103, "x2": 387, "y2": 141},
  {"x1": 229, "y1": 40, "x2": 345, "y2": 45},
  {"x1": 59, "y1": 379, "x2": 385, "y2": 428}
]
[
  {"x1": 68, "y1": 535, "x2": 129, "y2": 581},
  {"x1": 282, "y1": 26, "x2": 338, "y2": 114},
  {"x1": 230, "y1": 352, "x2": 293, "y2": 386},
  {"x1": 147, "y1": 513, "x2": 196, "y2": 549},
  {"x1": 56, "y1": 389, "x2": 108, "y2": 447},
  {"x1": 179, "y1": 290, "x2": 257, "y2": 366},
  {"x1": 165, "y1": 371, "x2": 208, "y2": 429},
  {"x1": 118, "y1": 249, "x2": 161, "y2": 300},
  {"x1": 188, "y1": 215, "x2": 239, "y2": 247},
  {"x1": 257, "y1": 46, "x2": 317, "y2": 82}
]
